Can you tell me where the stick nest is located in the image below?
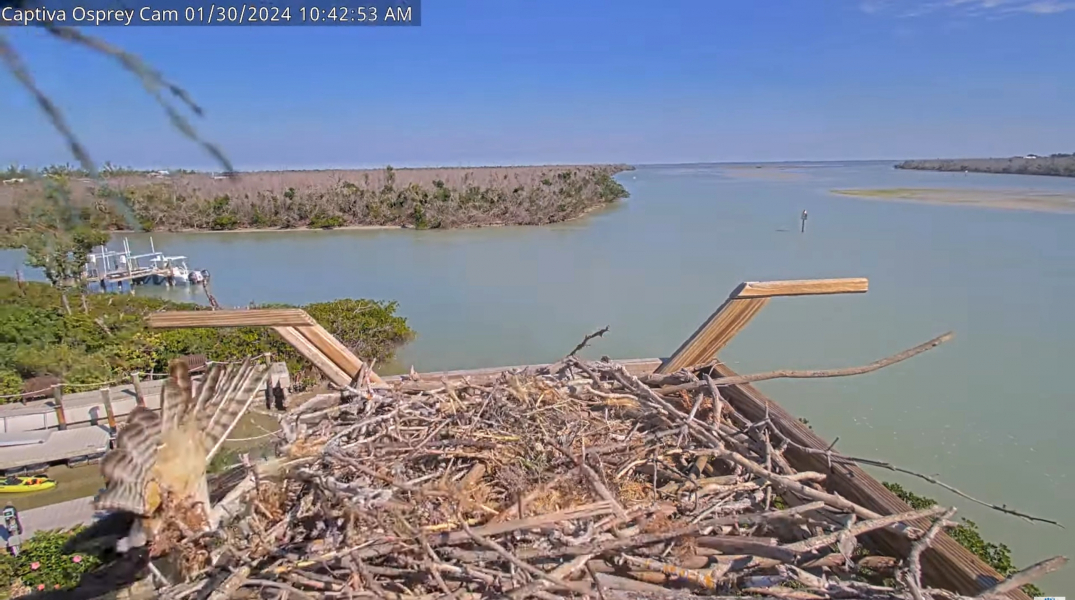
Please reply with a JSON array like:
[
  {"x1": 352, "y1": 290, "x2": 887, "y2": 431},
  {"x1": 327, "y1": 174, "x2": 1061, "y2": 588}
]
[{"x1": 109, "y1": 357, "x2": 1054, "y2": 600}]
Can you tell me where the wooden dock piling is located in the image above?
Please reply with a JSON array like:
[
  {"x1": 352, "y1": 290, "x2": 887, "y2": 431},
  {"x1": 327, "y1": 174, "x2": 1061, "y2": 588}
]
[
  {"x1": 99, "y1": 387, "x2": 117, "y2": 432},
  {"x1": 52, "y1": 386, "x2": 67, "y2": 431},
  {"x1": 131, "y1": 372, "x2": 146, "y2": 408}
]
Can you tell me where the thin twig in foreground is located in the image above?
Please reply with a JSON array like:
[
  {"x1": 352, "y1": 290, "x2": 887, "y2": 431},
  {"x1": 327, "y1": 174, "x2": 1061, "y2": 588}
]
[{"x1": 566, "y1": 325, "x2": 611, "y2": 358}]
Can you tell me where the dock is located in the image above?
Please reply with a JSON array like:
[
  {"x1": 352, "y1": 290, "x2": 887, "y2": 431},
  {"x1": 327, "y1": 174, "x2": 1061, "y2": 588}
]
[
  {"x1": 0, "y1": 363, "x2": 289, "y2": 473},
  {"x1": 0, "y1": 379, "x2": 166, "y2": 435},
  {"x1": 81, "y1": 235, "x2": 203, "y2": 289}
]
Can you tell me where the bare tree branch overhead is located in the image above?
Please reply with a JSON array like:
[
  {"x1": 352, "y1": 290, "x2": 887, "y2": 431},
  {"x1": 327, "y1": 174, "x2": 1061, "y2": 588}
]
[{"x1": 1, "y1": 13, "x2": 235, "y2": 228}]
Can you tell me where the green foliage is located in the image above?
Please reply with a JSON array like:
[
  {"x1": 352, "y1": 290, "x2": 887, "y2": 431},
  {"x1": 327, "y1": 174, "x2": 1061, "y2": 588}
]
[
  {"x1": 308, "y1": 213, "x2": 346, "y2": 229},
  {"x1": 0, "y1": 369, "x2": 21, "y2": 396},
  {"x1": 2, "y1": 180, "x2": 112, "y2": 288},
  {"x1": 0, "y1": 527, "x2": 101, "y2": 591},
  {"x1": 882, "y1": 482, "x2": 1043, "y2": 597},
  {"x1": 0, "y1": 277, "x2": 415, "y2": 399},
  {"x1": 209, "y1": 195, "x2": 240, "y2": 230}
]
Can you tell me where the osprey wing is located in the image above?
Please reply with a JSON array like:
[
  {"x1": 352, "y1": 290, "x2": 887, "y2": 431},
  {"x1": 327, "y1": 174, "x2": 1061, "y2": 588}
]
[{"x1": 94, "y1": 407, "x2": 162, "y2": 515}]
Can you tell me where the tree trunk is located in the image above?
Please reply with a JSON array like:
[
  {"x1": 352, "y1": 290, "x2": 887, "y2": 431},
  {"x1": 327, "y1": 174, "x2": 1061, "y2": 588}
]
[
  {"x1": 81, "y1": 292, "x2": 90, "y2": 314},
  {"x1": 61, "y1": 291, "x2": 73, "y2": 315}
]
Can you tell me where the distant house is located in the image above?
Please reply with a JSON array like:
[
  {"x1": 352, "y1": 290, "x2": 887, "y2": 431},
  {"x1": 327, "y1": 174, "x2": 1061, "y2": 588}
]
[{"x1": 1023, "y1": 154, "x2": 1041, "y2": 159}]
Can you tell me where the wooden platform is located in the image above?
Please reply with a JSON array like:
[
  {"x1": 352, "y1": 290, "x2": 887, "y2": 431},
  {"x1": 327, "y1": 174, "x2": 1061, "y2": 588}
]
[
  {"x1": 0, "y1": 426, "x2": 111, "y2": 472},
  {"x1": 11, "y1": 277, "x2": 1041, "y2": 600},
  {"x1": 0, "y1": 379, "x2": 166, "y2": 434},
  {"x1": 0, "y1": 363, "x2": 290, "y2": 472}
]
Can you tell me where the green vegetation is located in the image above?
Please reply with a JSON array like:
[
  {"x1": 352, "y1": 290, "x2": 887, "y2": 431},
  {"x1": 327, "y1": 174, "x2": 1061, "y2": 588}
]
[
  {"x1": 0, "y1": 176, "x2": 112, "y2": 317},
  {"x1": 896, "y1": 155, "x2": 1075, "y2": 178},
  {"x1": 0, "y1": 277, "x2": 414, "y2": 398},
  {"x1": 883, "y1": 481, "x2": 1043, "y2": 597},
  {"x1": 1, "y1": 165, "x2": 633, "y2": 233},
  {"x1": 0, "y1": 527, "x2": 100, "y2": 594}
]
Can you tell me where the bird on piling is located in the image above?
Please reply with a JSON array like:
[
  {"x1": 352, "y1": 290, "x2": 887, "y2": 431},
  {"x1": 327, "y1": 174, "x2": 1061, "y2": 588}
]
[{"x1": 89, "y1": 357, "x2": 270, "y2": 567}]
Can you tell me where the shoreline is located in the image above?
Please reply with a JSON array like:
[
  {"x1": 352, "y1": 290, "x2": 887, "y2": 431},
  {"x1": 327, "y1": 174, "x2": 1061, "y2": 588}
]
[
  {"x1": 2, "y1": 164, "x2": 632, "y2": 235},
  {"x1": 107, "y1": 198, "x2": 621, "y2": 236},
  {"x1": 830, "y1": 187, "x2": 1075, "y2": 215},
  {"x1": 895, "y1": 156, "x2": 1075, "y2": 178}
]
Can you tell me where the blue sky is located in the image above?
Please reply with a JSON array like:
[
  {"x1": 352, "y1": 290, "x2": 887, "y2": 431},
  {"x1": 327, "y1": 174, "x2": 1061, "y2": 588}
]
[{"x1": 2, "y1": 0, "x2": 1074, "y2": 170}]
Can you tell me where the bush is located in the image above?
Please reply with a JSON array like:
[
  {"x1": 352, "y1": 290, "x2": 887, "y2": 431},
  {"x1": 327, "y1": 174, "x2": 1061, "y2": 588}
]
[
  {"x1": 0, "y1": 527, "x2": 101, "y2": 592},
  {"x1": 882, "y1": 482, "x2": 1043, "y2": 597},
  {"x1": 0, "y1": 277, "x2": 415, "y2": 398},
  {"x1": 0, "y1": 368, "x2": 21, "y2": 397}
]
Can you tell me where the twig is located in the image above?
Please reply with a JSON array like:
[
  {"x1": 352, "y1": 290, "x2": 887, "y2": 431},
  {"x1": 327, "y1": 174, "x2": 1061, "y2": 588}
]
[
  {"x1": 658, "y1": 332, "x2": 955, "y2": 394},
  {"x1": 902, "y1": 508, "x2": 957, "y2": 600},
  {"x1": 975, "y1": 556, "x2": 1070, "y2": 600},
  {"x1": 566, "y1": 326, "x2": 610, "y2": 358}
]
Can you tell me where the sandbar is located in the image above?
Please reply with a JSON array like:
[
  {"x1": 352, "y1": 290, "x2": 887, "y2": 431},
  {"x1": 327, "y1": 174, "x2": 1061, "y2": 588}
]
[{"x1": 830, "y1": 187, "x2": 1075, "y2": 214}]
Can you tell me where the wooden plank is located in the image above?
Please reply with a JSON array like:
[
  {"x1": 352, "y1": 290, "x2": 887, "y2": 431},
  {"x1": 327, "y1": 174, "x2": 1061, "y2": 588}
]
[
  {"x1": 733, "y1": 277, "x2": 869, "y2": 298},
  {"x1": 657, "y1": 277, "x2": 871, "y2": 375},
  {"x1": 296, "y1": 325, "x2": 387, "y2": 386},
  {"x1": 99, "y1": 388, "x2": 117, "y2": 432},
  {"x1": 52, "y1": 387, "x2": 67, "y2": 431},
  {"x1": 146, "y1": 309, "x2": 315, "y2": 329},
  {"x1": 710, "y1": 362, "x2": 1027, "y2": 600},
  {"x1": 0, "y1": 427, "x2": 110, "y2": 471},
  {"x1": 132, "y1": 373, "x2": 146, "y2": 408},
  {"x1": 271, "y1": 326, "x2": 351, "y2": 388},
  {"x1": 656, "y1": 297, "x2": 770, "y2": 375}
]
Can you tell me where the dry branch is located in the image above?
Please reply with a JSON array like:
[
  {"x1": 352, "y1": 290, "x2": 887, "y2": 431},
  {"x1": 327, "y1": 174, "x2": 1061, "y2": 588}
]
[{"x1": 654, "y1": 332, "x2": 955, "y2": 395}]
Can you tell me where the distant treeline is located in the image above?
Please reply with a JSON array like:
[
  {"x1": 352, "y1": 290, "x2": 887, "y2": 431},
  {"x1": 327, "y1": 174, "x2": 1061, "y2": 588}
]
[
  {"x1": 895, "y1": 154, "x2": 1075, "y2": 178},
  {"x1": 1, "y1": 164, "x2": 633, "y2": 232}
]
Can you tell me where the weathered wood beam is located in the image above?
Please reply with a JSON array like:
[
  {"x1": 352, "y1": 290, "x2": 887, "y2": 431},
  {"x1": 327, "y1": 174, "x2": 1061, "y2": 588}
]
[
  {"x1": 295, "y1": 325, "x2": 387, "y2": 386},
  {"x1": 656, "y1": 277, "x2": 869, "y2": 375},
  {"x1": 145, "y1": 309, "x2": 386, "y2": 387},
  {"x1": 733, "y1": 277, "x2": 869, "y2": 298},
  {"x1": 656, "y1": 297, "x2": 770, "y2": 374},
  {"x1": 271, "y1": 326, "x2": 352, "y2": 387},
  {"x1": 145, "y1": 309, "x2": 315, "y2": 328}
]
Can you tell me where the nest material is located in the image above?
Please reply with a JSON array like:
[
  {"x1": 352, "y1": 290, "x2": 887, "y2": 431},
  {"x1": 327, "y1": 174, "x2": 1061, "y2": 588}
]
[{"x1": 92, "y1": 357, "x2": 1024, "y2": 600}]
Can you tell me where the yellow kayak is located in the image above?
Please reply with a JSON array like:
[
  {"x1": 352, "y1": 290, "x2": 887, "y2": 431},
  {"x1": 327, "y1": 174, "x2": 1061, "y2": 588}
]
[{"x1": 0, "y1": 475, "x2": 57, "y2": 493}]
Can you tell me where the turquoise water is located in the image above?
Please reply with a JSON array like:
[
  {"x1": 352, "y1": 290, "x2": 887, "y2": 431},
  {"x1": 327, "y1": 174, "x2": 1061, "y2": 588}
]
[{"x1": 4, "y1": 161, "x2": 1074, "y2": 589}]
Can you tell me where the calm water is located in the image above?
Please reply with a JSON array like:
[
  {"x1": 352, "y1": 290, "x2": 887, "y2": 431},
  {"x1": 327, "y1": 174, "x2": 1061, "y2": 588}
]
[{"x1": 4, "y1": 162, "x2": 1074, "y2": 589}]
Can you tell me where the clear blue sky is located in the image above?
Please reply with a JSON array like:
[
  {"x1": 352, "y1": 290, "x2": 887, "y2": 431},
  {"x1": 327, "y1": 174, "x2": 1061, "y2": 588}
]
[{"x1": 2, "y1": 0, "x2": 1073, "y2": 170}]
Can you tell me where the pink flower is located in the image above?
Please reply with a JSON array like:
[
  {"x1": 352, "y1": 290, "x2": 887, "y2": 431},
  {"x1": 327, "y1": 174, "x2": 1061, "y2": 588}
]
[
  {"x1": 30, "y1": 561, "x2": 40, "y2": 570},
  {"x1": 36, "y1": 584, "x2": 44, "y2": 591},
  {"x1": 72, "y1": 555, "x2": 82, "y2": 563},
  {"x1": 54, "y1": 585, "x2": 60, "y2": 589}
]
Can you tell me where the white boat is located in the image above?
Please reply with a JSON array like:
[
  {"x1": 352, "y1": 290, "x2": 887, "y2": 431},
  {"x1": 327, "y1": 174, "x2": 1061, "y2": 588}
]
[{"x1": 150, "y1": 255, "x2": 192, "y2": 285}]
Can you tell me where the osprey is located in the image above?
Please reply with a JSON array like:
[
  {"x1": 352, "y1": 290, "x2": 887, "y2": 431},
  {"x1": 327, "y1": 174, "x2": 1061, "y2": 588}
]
[{"x1": 94, "y1": 357, "x2": 270, "y2": 556}]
